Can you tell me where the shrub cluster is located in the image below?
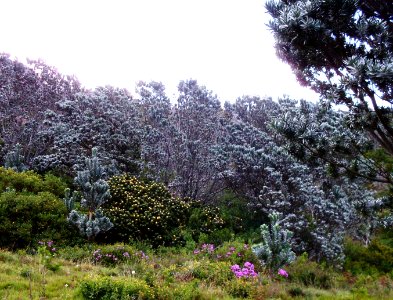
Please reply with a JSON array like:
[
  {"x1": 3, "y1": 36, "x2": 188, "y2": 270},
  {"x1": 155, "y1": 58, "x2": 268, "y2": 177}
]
[
  {"x1": 0, "y1": 191, "x2": 69, "y2": 249},
  {"x1": 344, "y1": 238, "x2": 393, "y2": 275},
  {"x1": 104, "y1": 175, "x2": 191, "y2": 246},
  {"x1": 0, "y1": 168, "x2": 78, "y2": 249},
  {"x1": 0, "y1": 167, "x2": 67, "y2": 197},
  {"x1": 79, "y1": 277, "x2": 154, "y2": 300}
]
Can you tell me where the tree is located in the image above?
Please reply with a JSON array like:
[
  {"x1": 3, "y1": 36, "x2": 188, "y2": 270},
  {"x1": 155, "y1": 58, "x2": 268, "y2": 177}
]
[
  {"x1": 252, "y1": 212, "x2": 296, "y2": 271},
  {"x1": 68, "y1": 148, "x2": 113, "y2": 240},
  {"x1": 136, "y1": 80, "x2": 225, "y2": 202},
  {"x1": 33, "y1": 86, "x2": 140, "y2": 175},
  {"x1": 266, "y1": 0, "x2": 393, "y2": 155},
  {"x1": 0, "y1": 54, "x2": 81, "y2": 166},
  {"x1": 213, "y1": 98, "x2": 381, "y2": 263}
]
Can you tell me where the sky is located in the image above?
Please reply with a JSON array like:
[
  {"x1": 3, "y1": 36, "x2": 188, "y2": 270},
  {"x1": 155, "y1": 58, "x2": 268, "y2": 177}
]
[{"x1": 1, "y1": 0, "x2": 319, "y2": 102}]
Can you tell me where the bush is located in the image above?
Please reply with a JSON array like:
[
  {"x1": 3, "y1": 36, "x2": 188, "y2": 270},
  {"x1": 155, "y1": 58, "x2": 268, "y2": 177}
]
[
  {"x1": 344, "y1": 238, "x2": 393, "y2": 275},
  {"x1": 286, "y1": 253, "x2": 336, "y2": 289},
  {"x1": 0, "y1": 167, "x2": 68, "y2": 197},
  {"x1": 79, "y1": 277, "x2": 154, "y2": 299},
  {"x1": 0, "y1": 190, "x2": 72, "y2": 249},
  {"x1": 186, "y1": 201, "x2": 225, "y2": 243},
  {"x1": 103, "y1": 175, "x2": 191, "y2": 246}
]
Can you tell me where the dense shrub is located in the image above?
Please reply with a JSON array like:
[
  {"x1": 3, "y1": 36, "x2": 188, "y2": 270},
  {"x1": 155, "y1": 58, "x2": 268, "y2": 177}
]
[
  {"x1": 186, "y1": 200, "x2": 225, "y2": 242},
  {"x1": 103, "y1": 175, "x2": 191, "y2": 246},
  {"x1": 344, "y1": 238, "x2": 393, "y2": 275},
  {"x1": 0, "y1": 191, "x2": 70, "y2": 249},
  {"x1": 286, "y1": 253, "x2": 336, "y2": 289},
  {"x1": 0, "y1": 167, "x2": 67, "y2": 197},
  {"x1": 79, "y1": 277, "x2": 154, "y2": 299}
]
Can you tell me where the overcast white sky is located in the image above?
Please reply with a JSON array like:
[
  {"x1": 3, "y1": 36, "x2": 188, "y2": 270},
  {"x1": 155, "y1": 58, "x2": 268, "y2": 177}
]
[{"x1": 1, "y1": 0, "x2": 318, "y2": 102}]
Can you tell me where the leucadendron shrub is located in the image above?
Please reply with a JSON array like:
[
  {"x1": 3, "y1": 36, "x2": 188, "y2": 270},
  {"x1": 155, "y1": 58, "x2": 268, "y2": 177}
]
[
  {"x1": 0, "y1": 191, "x2": 70, "y2": 249},
  {"x1": 0, "y1": 167, "x2": 68, "y2": 197},
  {"x1": 103, "y1": 174, "x2": 191, "y2": 247}
]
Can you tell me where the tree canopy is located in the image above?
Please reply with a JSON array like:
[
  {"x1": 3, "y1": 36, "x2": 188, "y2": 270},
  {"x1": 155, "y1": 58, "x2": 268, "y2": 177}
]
[{"x1": 266, "y1": 0, "x2": 393, "y2": 155}]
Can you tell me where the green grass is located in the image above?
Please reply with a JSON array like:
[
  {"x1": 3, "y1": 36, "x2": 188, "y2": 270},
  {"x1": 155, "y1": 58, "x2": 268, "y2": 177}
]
[{"x1": 0, "y1": 244, "x2": 392, "y2": 299}]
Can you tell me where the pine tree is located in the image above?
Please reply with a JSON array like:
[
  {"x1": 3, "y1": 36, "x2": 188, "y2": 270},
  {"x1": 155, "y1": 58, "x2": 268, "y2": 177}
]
[
  {"x1": 68, "y1": 148, "x2": 113, "y2": 239},
  {"x1": 252, "y1": 212, "x2": 296, "y2": 271}
]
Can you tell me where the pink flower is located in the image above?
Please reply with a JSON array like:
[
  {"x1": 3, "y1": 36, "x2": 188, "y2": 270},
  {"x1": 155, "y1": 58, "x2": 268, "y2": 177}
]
[{"x1": 278, "y1": 269, "x2": 288, "y2": 277}]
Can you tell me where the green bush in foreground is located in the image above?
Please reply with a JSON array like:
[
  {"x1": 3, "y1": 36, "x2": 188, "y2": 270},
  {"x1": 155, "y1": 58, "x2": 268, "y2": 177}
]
[
  {"x1": 0, "y1": 191, "x2": 69, "y2": 249},
  {"x1": 79, "y1": 277, "x2": 154, "y2": 300}
]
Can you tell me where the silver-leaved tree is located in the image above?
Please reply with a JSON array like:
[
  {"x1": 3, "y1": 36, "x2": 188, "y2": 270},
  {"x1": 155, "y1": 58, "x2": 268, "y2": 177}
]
[{"x1": 68, "y1": 148, "x2": 113, "y2": 240}]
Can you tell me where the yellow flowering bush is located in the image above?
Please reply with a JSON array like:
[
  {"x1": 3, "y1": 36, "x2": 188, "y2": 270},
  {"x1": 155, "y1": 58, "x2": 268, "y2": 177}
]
[{"x1": 103, "y1": 174, "x2": 191, "y2": 246}]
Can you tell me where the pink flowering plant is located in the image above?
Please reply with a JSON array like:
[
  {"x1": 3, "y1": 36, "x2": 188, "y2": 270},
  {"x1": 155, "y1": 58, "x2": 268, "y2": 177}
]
[
  {"x1": 278, "y1": 268, "x2": 289, "y2": 278},
  {"x1": 92, "y1": 244, "x2": 149, "y2": 266},
  {"x1": 193, "y1": 241, "x2": 257, "y2": 265},
  {"x1": 231, "y1": 262, "x2": 259, "y2": 279},
  {"x1": 37, "y1": 240, "x2": 59, "y2": 271}
]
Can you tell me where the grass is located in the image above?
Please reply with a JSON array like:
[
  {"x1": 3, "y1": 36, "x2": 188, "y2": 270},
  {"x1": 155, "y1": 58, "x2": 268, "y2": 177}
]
[{"x1": 0, "y1": 243, "x2": 392, "y2": 299}]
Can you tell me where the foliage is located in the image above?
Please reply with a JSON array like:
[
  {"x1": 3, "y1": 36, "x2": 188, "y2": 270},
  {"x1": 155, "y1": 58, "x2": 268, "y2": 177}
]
[
  {"x1": 4, "y1": 143, "x2": 27, "y2": 172},
  {"x1": 186, "y1": 200, "x2": 225, "y2": 242},
  {"x1": 92, "y1": 244, "x2": 149, "y2": 267},
  {"x1": 344, "y1": 237, "x2": 393, "y2": 275},
  {"x1": 137, "y1": 80, "x2": 224, "y2": 201},
  {"x1": 0, "y1": 167, "x2": 68, "y2": 197},
  {"x1": 37, "y1": 240, "x2": 60, "y2": 271},
  {"x1": 286, "y1": 253, "x2": 336, "y2": 289},
  {"x1": 0, "y1": 191, "x2": 69, "y2": 249},
  {"x1": 33, "y1": 86, "x2": 140, "y2": 175},
  {"x1": 79, "y1": 277, "x2": 155, "y2": 300},
  {"x1": 0, "y1": 54, "x2": 81, "y2": 167},
  {"x1": 252, "y1": 212, "x2": 296, "y2": 271},
  {"x1": 192, "y1": 241, "x2": 259, "y2": 268},
  {"x1": 68, "y1": 148, "x2": 113, "y2": 240},
  {"x1": 1, "y1": 246, "x2": 393, "y2": 299},
  {"x1": 104, "y1": 174, "x2": 191, "y2": 246},
  {"x1": 266, "y1": 0, "x2": 393, "y2": 156}
]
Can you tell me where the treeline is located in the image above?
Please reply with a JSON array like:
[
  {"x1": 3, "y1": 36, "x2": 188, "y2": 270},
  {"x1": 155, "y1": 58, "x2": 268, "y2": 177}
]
[{"x1": 0, "y1": 53, "x2": 390, "y2": 264}]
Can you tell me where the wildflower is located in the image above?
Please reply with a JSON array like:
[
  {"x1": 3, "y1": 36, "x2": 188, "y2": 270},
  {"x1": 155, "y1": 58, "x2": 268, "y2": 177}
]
[
  {"x1": 123, "y1": 252, "x2": 130, "y2": 258},
  {"x1": 244, "y1": 261, "x2": 253, "y2": 269},
  {"x1": 193, "y1": 249, "x2": 200, "y2": 254},
  {"x1": 231, "y1": 262, "x2": 258, "y2": 279},
  {"x1": 278, "y1": 269, "x2": 288, "y2": 277}
]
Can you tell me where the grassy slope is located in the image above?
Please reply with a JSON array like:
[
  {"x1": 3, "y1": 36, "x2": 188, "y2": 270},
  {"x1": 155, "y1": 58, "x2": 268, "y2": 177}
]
[{"x1": 1, "y1": 246, "x2": 393, "y2": 300}]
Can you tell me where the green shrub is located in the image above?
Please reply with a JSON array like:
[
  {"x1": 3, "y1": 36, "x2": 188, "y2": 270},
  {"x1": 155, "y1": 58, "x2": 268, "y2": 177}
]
[
  {"x1": 154, "y1": 281, "x2": 202, "y2": 300},
  {"x1": 103, "y1": 175, "x2": 191, "y2": 247},
  {"x1": 79, "y1": 277, "x2": 154, "y2": 299},
  {"x1": 224, "y1": 278, "x2": 257, "y2": 298},
  {"x1": 191, "y1": 260, "x2": 233, "y2": 285},
  {"x1": 0, "y1": 167, "x2": 67, "y2": 197},
  {"x1": 217, "y1": 190, "x2": 266, "y2": 234},
  {"x1": 0, "y1": 191, "x2": 70, "y2": 249},
  {"x1": 286, "y1": 253, "x2": 336, "y2": 289},
  {"x1": 344, "y1": 238, "x2": 393, "y2": 275},
  {"x1": 186, "y1": 202, "x2": 225, "y2": 242}
]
